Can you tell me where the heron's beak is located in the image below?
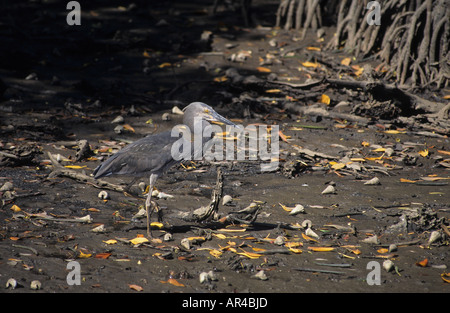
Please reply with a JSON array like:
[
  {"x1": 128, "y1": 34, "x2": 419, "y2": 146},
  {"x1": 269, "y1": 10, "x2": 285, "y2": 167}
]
[{"x1": 208, "y1": 111, "x2": 236, "y2": 126}]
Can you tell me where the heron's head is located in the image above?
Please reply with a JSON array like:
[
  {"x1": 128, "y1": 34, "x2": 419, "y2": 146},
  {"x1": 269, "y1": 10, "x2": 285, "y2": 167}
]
[{"x1": 183, "y1": 102, "x2": 235, "y2": 130}]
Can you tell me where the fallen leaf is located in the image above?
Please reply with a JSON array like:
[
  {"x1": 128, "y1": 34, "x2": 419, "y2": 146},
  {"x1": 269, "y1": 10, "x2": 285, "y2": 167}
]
[
  {"x1": 308, "y1": 247, "x2": 335, "y2": 252},
  {"x1": 302, "y1": 233, "x2": 318, "y2": 242},
  {"x1": 95, "y1": 253, "x2": 112, "y2": 259},
  {"x1": 9, "y1": 237, "x2": 20, "y2": 241},
  {"x1": 341, "y1": 57, "x2": 351, "y2": 66},
  {"x1": 214, "y1": 76, "x2": 228, "y2": 82},
  {"x1": 160, "y1": 278, "x2": 185, "y2": 287},
  {"x1": 103, "y1": 239, "x2": 117, "y2": 245},
  {"x1": 78, "y1": 251, "x2": 92, "y2": 258},
  {"x1": 235, "y1": 250, "x2": 262, "y2": 259},
  {"x1": 319, "y1": 94, "x2": 331, "y2": 105},
  {"x1": 384, "y1": 130, "x2": 406, "y2": 134},
  {"x1": 441, "y1": 272, "x2": 450, "y2": 283},
  {"x1": 418, "y1": 149, "x2": 429, "y2": 157},
  {"x1": 361, "y1": 141, "x2": 370, "y2": 147},
  {"x1": 416, "y1": 258, "x2": 428, "y2": 267},
  {"x1": 64, "y1": 165, "x2": 87, "y2": 169},
  {"x1": 279, "y1": 130, "x2": 290, "y2": 143},
  {"x1": 301, "y1": 61, "x2": 319, "y2": 68},
  {"x1": 128, "y1": 284, "x2": 143, "y2": 291},
  {"x1": 158, "y1": 62, "x2": 172, "y2": 68},
  {"x1": 122, "y1": 124, "x2": 135, "y2": 133},
  {"x1": 256, "y1": 66, "x2": 271, "y2": 73},
  {"x1": 209, "y1": 249, "x2": 223, "y2": 258},
  {"x1": 265, "y1": 89, "x2": 282, "y2": 93},
  {"x1": 142, "y1": 50, "x2": 151, "y2": 58},
  {"x1": 130, "y1": 236, "x2": 149, "y2": 245},
  {"x1": 306, "y1": 46, "x2": 321, "y2": 51},
  {"x1": 10, "y1": 204, "x2": 21, "y2": 212},
  {"x1": 400, "y1": 178, "x2": 418, "y2": 183},
  {"x1": 330, "y1": 161, "x2": 346, "y2": 170},
  {"x1": 377, "y1": 248, "x2": 389, "y2": 254}
]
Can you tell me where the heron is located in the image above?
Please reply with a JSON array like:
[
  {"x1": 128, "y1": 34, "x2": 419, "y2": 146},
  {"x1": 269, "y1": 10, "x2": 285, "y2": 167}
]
[{"x1": 93, "y1": 102, "x2": 236, "y2": 237}]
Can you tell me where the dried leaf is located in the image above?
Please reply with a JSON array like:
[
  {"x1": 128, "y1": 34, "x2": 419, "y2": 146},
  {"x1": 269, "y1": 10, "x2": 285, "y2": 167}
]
[
  {"x1": 78, "y1": 251, "x2": 92, "y2": 258},
  {"x1": 301, "y1": 61, "x2": 319, "y2": 68},
  {"x1": 341, "y1": 57, "x2": 351, "y2": 66},
  {"x1": 302, "y1": 233, "x2": 318, "y2": 242},
  {"x1": 308, "y1": 247, "x2": 335, "y2": 252},
  {"x1": 64, "y1": 165, "x2": 87, "y2": 169},
  {"x1": 319, "y1": 94, "x2": 331, "y2": 105},
  {"x1": 129, "y1": 284, "x2": 143, "y2": 291},
  {"x1": 158, "y1": 62, "x2": 172, "y2": 68},
  {"x1": 437, "y1": 150, "x2": 450, "y2": 155},
  {"x1": 256, "y1": 66, "x2": 271, "y2": 73},
  {"x1": 130, "y1": 236, "x2": 149, "y2": 245},
  {"x1": 418, "y1": 149, "x2": 429, "y2": 157},
  {"x1": 214, "y1": 76, "x2": 228, "y2": 82},
  {"x1": 265, "y1": 89, "x2": 281, "y2": 93},
  {"x1": 384, "y1": 130, "x2": 406, "y2": 134},
  {"x1": 400, "y1": 178, "x2": 418, "y2": 183},
  {"x1": 306, "y1": 46, "x2": 321, "y2": 51},
  {"x1": 103, "y1": 239, "x2": 117, "y2": 245},
  {"x1": 377, "y1": 248, "x2": 389, "y2": 254},
  {"x1": 209, "y1": 249, "x2": 223, "y2": 258},
  {"x1": 441, "y1": 273, "x2": 450, "y2": 283},
  {"x1": 10, "y1": 204, "x2": 21, "y2": 212},
  {"x1": 416, "y1": 258, "x2": 428, "y2": 267},
  {"x1": 95, "y1": 253, "x2": 111, "y2": 259},
  {"x1": 279, "y1": 130, "x2": 290, "y2": 143},
  {"x1": 122, "y1": 124, "x2": 135, "y2": 133},
  {"x1": 160, "y1": 278, "x2": 185, "y2": 287}
]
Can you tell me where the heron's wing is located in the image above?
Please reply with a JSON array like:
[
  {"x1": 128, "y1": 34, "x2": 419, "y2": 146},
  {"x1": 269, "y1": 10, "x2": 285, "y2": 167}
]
[{"x1": 93, "y1": 131, "x2": 180, "y2": 178}]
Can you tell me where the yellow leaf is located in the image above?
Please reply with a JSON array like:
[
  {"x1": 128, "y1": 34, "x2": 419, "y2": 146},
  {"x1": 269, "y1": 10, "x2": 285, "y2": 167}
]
[
  {"x1": 330, "y1": 162, "x2": 346, "y2": 170},
  {"x1": 256, "y1": 66, "x2": 271, "y2": 73},
  {"x1": 319, "y1": 94, "x2": 331, "y2": 105},
  {"x1": 302, "y1": 233, "x2": 318, "y2": 242},
  {"x1": 279, "y1": 203, "x2": 291, "y2": 212},
  {"x1": 209, "y1": 249, "x2": 223, "y2": 258},
  {"x1": 122, "y1": 124, "x2": 135, "y2": 133},
  {"x1": 372, "y1": 147, "x2": 386, "y2": 152},
  {"x1": 64, "y1": 165, "x2": 87, "y2": 169},
  {"x1": 442, "y1": 95, "x2": 450, "y2": 100},
  {"x1": 437, "y1": 150, "x2": 450, "y2": 156},
  {"x1": 251, "y1": 247, "x2": 267, "y2": 252},
  {"x1": 301, "y1": 61, "x2": 319, "y2": 68},
  {"x1": 400, "y1": 178, "x2": 417, "y2": 183},
  {"x1": 78, "y1": 251, "x2": 92, "y2": 258},
  {"x1": 308, "y1": 247, "x2": 335, "y2": 252},
  {"x1": 212, "y1": 233, "x2": 228, "y2": 239},
  {"x1": 306, "y1": 46, "x2": 321, "y2": 51},
  {"x1": 441, "y1": 273, "x2": 450, "y2": 283},
  {"x1": 235, "y1": 249, "x2": 262, "y2": 259},
  {"x1": 384, "y1": 130, "x2": 406, "y2": 134},
  {"x1": 418, "y1": 149, "x2": 429, "y2": 157},
  {"x1": 158, "y1": 62, "x2": 172, "y2": 68},
  {"x1": 103, "y1": 239, "x2": 118, "y2": 245},
  {"x1": 265, "y1": 89, "x2": 282, "y2": 93},
  {"x1": 150, "y1": 222, "x2": 164, "y2": 228},
  {"x1": 129, "y1": 237, "x2": 149, "y2": 245},
  {"x1": 352, "y1": 65, "x2": 364, "y2": 76},
  {"x1": 285, "y1": 242, "x2": 303, "y2": 248},
  {"x1": 377, "y1": 248, "x2": 389, "y2": 254},
  {"x1": 341, "y1": 57, "x2": 351, "y2": 66},
  {"x1": 288, "y1": 247, "x2": 303, "y2": 254},
  {"x1": 361, "y1": 141, "x2": 370, "y2": 147},
  {"x1": 142, "y1": 50, "x2": 151, "y2": 58},
  {"x1": 10, "y1": 204, "x2": 21, "y2": 212},
  {"x1": 213, "y1": 76, "x2": 228, "y2": 82}
]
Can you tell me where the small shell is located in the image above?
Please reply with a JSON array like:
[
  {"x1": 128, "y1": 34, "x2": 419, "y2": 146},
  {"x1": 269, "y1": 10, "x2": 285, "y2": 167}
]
[
  {"x1": 6, "y1": 278, "x2": 17, "y2": 289},
  {"x1": 289, "y1": 204, "x2": 305, "y2": 215},
  {"x1": 180, "y1": 238, "x2": 190, "y2": 250},
  {"x1": 114, "y1": 125, "x2": 124, "y2": 134},
  {"x1": 252, "y1": 270, "x2": 268, "y2": 281},
  {"x1": 388, "y1": 244, "x2": 398, "y2": 253},
  {"x1": 383, "y1": 260, "x2": 395, "y2": 272},
  {"x1": 172, "y1": 106, "x2": 184, "y2": 115},
  {"x1": 30, "y1": 280, "x2": 42, "y2": 290},
  {"x1": 0, "y1": 182, "x2": 13, "y2": 192},
  {"x1": 301, "y1": 219, "x2": 312, "y2": 229},
  {"x1": 273, "y1": 235, "x2": 285, "y2": 246},
  {"x1": 364, "y1": 177, "x2": 380, "y2": 185},
  {"x1": 428, "y1": 230, "x2": 442, "y2": 246},
  {"x1": 138, "y1": 182, "x2": 147, "y2": 193},
  {"x1": 305, "y1": 227, "x2": 320, "y2": 239},
  {"x1": 98, "y1": 190, "x2": 109, "y2": 200},
  {"x1": 361, "y1": 235, "x2": 379, "y2": 244},
  {"x1": 162, "y1": 112, "x2": 171, "y2": 121},
  {"x1": 157, "y1": 191, "x2": 174, "y2": 199},
  {"x1": 199, "y1": 272, "x2": 209, "y2": 284},
  {"x1": 163, "y1": 233, "x2": 173, "y2": 242},
  {"x1": 91, "y1": 224, "x2": 105, "y2": 233},
  {"x1": 222, "y1": 195, "x2": 233, "y2": 206},
  {"x1": 111, "y1": 115, "x2": 124, "y2": 124},
  {"x1": 321, "y1": 185, "x2": 336, "y2": 195},
  {"x1": 75, "y1": 215, "x2": 93, "y2": 223},
  {"x1": 207, "y1": 270, "x2": 218, "y2": 281}
]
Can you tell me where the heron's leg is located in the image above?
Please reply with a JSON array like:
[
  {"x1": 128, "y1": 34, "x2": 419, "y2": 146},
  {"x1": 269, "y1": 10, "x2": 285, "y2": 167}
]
[{"x1": 145, "y1": 174, "x2": 158, "y2": 237}]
